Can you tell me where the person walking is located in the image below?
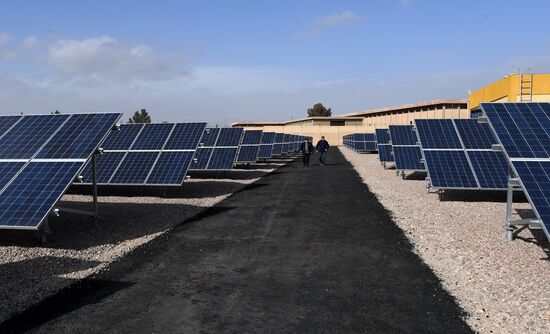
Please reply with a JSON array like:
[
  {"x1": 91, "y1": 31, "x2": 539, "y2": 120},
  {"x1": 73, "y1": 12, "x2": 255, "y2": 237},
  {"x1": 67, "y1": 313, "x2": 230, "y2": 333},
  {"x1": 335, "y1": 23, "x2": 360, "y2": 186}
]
[
  {"x1": 299, "y1": 138, "x2": 314, "y2": 166},
  {"x1": 316, "y1": 136, "x2": 329, "y2": 166}
]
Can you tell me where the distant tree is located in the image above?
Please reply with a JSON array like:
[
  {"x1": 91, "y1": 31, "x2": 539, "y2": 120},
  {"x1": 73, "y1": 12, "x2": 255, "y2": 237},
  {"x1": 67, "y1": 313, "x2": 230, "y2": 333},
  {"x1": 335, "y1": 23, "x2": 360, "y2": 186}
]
[
  {"x1": 307, "y1": 103, "x2": 332, "y2": 117},
  {"x1": 128, "y1": 109, "x2": 151, "y2": 123},
  {"x1": 54, "y1": 110, "x2": 60, "y2": 114}
]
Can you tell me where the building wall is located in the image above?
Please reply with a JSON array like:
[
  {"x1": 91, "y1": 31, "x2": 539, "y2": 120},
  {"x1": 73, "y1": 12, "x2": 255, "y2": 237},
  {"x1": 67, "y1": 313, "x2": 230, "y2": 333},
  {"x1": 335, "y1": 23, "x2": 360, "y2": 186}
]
[
  {"x1": 246, "y1": 122, "x2": 364, "y2": 145},
  {"x1": 468, "y1": 73, "x2": 550, "y2": 110}
]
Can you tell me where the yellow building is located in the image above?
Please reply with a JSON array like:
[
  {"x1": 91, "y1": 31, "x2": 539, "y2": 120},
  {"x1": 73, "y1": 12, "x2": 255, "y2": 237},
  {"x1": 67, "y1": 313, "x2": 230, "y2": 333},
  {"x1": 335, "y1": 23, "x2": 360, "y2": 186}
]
[{"x1": 468, "y1": 73, "x2": 550, "y2": 111}]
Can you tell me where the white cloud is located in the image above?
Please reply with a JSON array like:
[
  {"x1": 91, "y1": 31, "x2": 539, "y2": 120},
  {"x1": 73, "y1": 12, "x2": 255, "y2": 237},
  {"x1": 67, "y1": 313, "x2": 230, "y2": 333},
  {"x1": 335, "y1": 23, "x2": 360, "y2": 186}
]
[
  {"x1": 0, "y1": 32, "x2": 11, "y2": 46},
  {"x1": 47, "y1": 35, "x2": 184, "y2": 79},
  {"x1": 22, "y1": 36, "x2": 38, "y2": 49},
  {"x1": 298, "y1": 11, "x2": 361, "y2": 39}
]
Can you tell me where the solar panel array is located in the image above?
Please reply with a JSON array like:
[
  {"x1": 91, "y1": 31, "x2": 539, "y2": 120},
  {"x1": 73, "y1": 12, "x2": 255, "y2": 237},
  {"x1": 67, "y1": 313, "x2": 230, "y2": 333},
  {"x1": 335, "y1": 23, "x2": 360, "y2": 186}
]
[
  {"x1": 415, "y1": 119, "x2": 508, "y2": 190},
  {"x1": 236, "y1": 130, "x2": 262, "y2": 163},
  {"x1": 375, "y1": 129, "x2": 394, "y2": 163},
  {"x1": 190, "y1": 127, "x2": 244, "y2": 170},
  {"x1": 272, "y1": 133, "x2": 284, "y2": 156},
  {"x1": 389, "y1": 125, "x2": 425, "y2": 171},
  {"x1": 481, "y1": 102, "x2": 550, "y2": 240},
  {"x1": 81, "y1": 122, "x2": 206, "y2": 185},
  {"x1": 258, "y1": 132, "x2": 275, "y2": 159},
  {"x1": 0, "y1": 113, "x2": 121, "y2": 230},
  {"x1": 342, "y1": 133, "x2": 377, "y2": 152}
]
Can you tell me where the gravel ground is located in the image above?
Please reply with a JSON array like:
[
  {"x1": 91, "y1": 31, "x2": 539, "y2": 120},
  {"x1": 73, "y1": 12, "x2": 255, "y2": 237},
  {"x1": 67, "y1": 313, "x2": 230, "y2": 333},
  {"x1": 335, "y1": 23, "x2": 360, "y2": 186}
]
[
  {"x1": 0, "y1": 176, "x2": 262, "y2": 323},
  {"x1": 341, "y1": 147, "x2": 550, "y2": 334}
]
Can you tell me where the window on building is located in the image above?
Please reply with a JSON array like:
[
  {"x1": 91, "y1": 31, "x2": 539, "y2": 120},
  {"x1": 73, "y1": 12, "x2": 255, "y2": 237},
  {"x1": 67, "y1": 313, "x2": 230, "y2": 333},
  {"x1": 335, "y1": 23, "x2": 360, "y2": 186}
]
[{"x1": 330, "y1": 120, "x2": 346, "y2": 126}]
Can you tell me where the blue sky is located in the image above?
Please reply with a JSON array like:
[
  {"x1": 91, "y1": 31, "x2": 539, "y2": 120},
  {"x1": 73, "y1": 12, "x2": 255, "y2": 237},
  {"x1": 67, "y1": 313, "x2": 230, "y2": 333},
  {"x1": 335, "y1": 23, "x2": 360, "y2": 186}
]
[{"x1": 0, "y1": 0, "x2": 549, "y2": 125}]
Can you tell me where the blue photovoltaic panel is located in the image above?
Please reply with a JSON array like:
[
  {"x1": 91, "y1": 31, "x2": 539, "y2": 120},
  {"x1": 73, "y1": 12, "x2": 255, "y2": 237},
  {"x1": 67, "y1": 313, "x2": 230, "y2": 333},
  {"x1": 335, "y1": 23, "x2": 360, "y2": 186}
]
[
  {"x1": 131, "y1": 123, "x2": 173, "y2": 150},
  {"x1": 191, "y1": 147, "x2": 213, "y2": 169},
  {"x1": 0, "y1": 162, "x2": 25, "y2": 190},
  {"x1": 0, "y1": 116, "x2": 22, "y2": 136},
  {"x1": 375, "y1": 129, "x2": 390, "y2": 144},
  {"x1": 146, "y1": 151, "x2": 195, "y2": 185},
  {"x1": 241, "y1": 130, "x2": 263, "y2": 145},
  {"x1": 378, "y1": 144, "x2": 394, "y2": 162},
  {"x1": 365, "y1": 141, "x2": 377, "y2": 151},
  {"x1": 216, "y1": 128, "x2": 243, "y2": 146},
  {"x1": 355, "y1": 141, "x2": 366, "y2": 151},
  {"x1": 272, "y1": 144, "x2": 283, "y2": 155},
  {"x1": 110, "y1": 152, "x2": 159, "y2": 184},
  {"x1": 365, "y1": 133, "x2": 376, "y2": 142},
  {"x1": 481, "y1": 103, "x2": 550, "y2": 159},
  {"x1": 0, "y1": 161, "x2": 82, "y2": 228},
  {"x1": 258, "y1": 144, "x2": 273, "y2": 159},
  {"x1": 274, "y1": 133, "x2": 284, "y2": 143},
  {"x1": 261, "y1": 132, "x2": 275, "y2": 144},
  {"x1": 207, "y1": 147, "x2": 238, "y2": 169},
  {"x1": 101, "y1": 124, "x2": 144, "y2": 150},
  {"x1": 389, "y1": 125, "x2": 417, "y2": 145},
  {"x1": 453, "y1": 119, "x2": 497, "y2": 149},
  {"x1": 80, "y1": 152, "x2": 126, "y2": 184},
  {"x1": 393, "y1": 146, "x2": 424, "y2": 170},
  {"x1": 0, "y1": 114, "x2": 69, "y2": 159},
  {"x1": 163, "y1": 122, "x2": 206, "y2": 150},
  {"x1": 37, "y1": 113, "x2": 121, "y2": 159},
  {"x1": 199, "y1": 128, "x2": 221, "y2": 147},
  {"x1": 467, "y1": 151, "x2": 508, "y2": 189},
  {"x1": 423, "y1": 150, "x2": 478, "y2": 189},
  {"x1": 415, "y1": 119, "x2": 462, "y2": 149},
  {"x1": 512, "y1": 161, "x2": 550, "y2": 234},
  {"x1": 237, "y1": 146, "x2": 259, "y2": 162}
]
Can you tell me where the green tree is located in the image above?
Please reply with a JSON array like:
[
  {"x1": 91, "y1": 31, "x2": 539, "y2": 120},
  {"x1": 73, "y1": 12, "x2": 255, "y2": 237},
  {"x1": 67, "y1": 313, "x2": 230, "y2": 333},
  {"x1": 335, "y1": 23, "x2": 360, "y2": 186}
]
[
  {"x1": 307, "y1": 103, "x2": 332, "y2": 117},
  {"x1": 128, "y1": 109, "x2": 151, "y2": 123}
]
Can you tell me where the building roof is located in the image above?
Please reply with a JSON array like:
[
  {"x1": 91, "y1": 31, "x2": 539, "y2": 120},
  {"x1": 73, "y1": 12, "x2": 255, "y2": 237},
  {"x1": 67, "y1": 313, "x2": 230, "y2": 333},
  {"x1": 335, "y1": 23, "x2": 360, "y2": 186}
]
[
  {"x1": 340, "y1": 99, "x2": 468, "y2": 117},
  {"x1": 232, "y1": 116, "x2": 363, "y2": 127}
]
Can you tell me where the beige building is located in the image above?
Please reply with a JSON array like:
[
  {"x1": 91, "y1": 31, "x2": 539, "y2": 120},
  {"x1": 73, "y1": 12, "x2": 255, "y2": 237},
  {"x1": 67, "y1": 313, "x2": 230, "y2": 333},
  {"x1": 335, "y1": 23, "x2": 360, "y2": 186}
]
[{"x1": 233, "y1": 99, "x2": 468, "y2": 145}]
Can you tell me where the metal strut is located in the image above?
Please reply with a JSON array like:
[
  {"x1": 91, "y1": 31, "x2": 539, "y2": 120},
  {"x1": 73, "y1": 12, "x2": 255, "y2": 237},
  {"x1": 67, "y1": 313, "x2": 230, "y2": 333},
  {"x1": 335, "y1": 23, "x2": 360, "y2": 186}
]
[{"x1": 504, "y1": 166, "x2": 540, "y2": 241}]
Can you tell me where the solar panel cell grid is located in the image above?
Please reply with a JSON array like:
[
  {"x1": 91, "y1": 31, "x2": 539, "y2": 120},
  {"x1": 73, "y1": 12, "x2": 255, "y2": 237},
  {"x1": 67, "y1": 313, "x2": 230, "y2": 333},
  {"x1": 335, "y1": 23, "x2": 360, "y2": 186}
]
[
  {"x1": 37, "y1": 113, "x2": 121, "y2": 159},
  {"x1": 241, "y1": 130, "x2": 263, "y2": 145},
  {"x1": 199, "y1": 128, "x2": 221, "y2": 147},
  {"x1": 0, "y1": 161, "x2": 82, "y2": 228},
  {"x1": 216, "y1": 128, "x2": 243, "y2": 146},
  {"x1": 191, "y1": 147, "x2": 213, "y2": 169},
  {"x1": 467, "y1": 151, "x2": 509, "y2": 189},
  {"x1": 146, "y1": 151, "x2": 194, "y2": 184},
  {"x1": 389, "y1": 125, "x2": 417, "y2": 145},
  {"x1": 101, "y1": 124, "x2": 144, "y2": 150},
  {"x1": 261, "y1": 132, "x2": 275, "y2": 144},
  {"x1": 237, "y1": 146, "x2": 259, "y2": 162},
  {"x1": 208, "y1": 147, "x2": 238, "y2": 169},
  {"x1": 453, "y1": 119, "x2": 497, "y2": 149},
  {"x1": 0, "y1": 116, "x2": 22, "y2": 137},
  {"x1": 110, "y1": 152, "x2": 159, "y2": 184},
  {"x1": 424, "y1": 150, "x2": 478, "y2": 188},
  {"x1": 80, "y1": 152, "x2": 126, "y2": 184},
  {"x1": 130, "y1": 123, "x2": 174, "y2": 150},
  {"x1": 0, "y1": 115, "x2": 69, "y2": 159},
  {"x1": 512, "y1": 161, "x2": 550, "y2": 234},
  {"x1": 393, "y1": 146, "x2": 424, "y2": 170},
  {"x1": 415, "y1": 119, "x2": 462, "y2": 149},
  {"x1": 0, "y1": 162, "x2": 25, "y2": 190},
  {"x1": 378, "y1": 144, "x2": 394, "y2": 162},
  {"x1": 164, "y1": 123, "x2": 206, "y2": 150},
  {"x1": 375, "y1": 129, "x2": 390, "y2": 144}
]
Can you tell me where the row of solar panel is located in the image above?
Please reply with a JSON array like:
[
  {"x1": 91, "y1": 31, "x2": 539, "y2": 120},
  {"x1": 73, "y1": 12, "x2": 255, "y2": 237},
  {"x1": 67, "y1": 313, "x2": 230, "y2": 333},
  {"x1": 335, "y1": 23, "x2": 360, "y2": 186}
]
[
  {"x1": 342, "y1": 133, "x2": 377, "y2": 152},
  {"x1": 347, "y1": 103, "x2": 550, "y2": 243}
]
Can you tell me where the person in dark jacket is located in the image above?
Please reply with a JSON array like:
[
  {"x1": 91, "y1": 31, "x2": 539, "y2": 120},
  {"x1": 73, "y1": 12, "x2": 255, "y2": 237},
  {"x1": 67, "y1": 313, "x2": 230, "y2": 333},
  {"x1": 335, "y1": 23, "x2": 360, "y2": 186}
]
[
  {"x1": 316, "y1": 136, "x2": 329, "y2": 166},
  {"x1": 299, "y1": 138, "x2": 314, "y2": 166}
]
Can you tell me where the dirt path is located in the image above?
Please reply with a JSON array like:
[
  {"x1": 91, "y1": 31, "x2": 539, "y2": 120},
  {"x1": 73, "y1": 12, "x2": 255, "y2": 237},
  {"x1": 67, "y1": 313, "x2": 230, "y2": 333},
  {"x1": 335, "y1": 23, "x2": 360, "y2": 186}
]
[{"x1": 3, "y1": 150, "x2": 472, "y2": 333}]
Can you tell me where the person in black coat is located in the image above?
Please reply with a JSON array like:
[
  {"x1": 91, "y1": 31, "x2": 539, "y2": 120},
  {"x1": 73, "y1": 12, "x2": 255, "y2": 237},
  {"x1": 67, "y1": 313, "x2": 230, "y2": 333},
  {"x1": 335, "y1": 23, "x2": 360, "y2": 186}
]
[
  {"x1": 316, "y1": 136, "x2": 329, "y2": 166},
  {"x1": 299, "y1": 138, "x2": 314, "y2": 166}
]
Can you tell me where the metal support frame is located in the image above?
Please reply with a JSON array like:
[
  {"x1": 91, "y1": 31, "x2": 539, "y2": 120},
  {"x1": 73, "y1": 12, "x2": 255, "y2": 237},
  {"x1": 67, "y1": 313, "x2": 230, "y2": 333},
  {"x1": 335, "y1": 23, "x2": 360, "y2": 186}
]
[{"x1": 504, "y1": 166, "x2": 540, "y2": 241}]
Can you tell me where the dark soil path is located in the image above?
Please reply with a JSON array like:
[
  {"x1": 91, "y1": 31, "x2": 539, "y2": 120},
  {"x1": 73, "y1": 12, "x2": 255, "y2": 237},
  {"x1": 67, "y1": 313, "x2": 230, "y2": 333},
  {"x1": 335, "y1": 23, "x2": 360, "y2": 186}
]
[{"x1": 3, "y1": 149, "x2": 472, "y2": 333}]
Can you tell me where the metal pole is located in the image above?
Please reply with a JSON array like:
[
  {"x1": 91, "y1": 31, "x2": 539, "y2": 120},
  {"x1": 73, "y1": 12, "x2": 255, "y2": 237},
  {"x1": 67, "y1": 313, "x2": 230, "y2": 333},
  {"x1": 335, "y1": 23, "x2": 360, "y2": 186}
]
[
  {"x1": 92, "y1": 154, "x2": 98, "y2": 216},
  {"x1": 505, "y1": 166, "x2": 514, "y2": 241}
]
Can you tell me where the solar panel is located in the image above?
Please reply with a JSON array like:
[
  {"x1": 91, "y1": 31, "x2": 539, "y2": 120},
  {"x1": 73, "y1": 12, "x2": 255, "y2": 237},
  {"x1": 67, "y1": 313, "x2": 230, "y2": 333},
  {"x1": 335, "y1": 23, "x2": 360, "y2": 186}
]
[
  {"x1": 389, "y1": 125, "x2": 417, "y2": 146},
  {"x1": 481, "y1": 102, "x2": 550, "y2": 240},
  {"x1": 389, "y1": 125, "x2": 425, "y2": 171},
  {"x1": 199, "y1": 128, "x2": 220, "y2": 147},
  {"x1": 83, "y1": 122, "x2": 206, "y2": 185},
  {"x1": 378, "y1": 144, "x2": 394, "y2": 162},
  {"x1": 101, "y1": 124, "x2": 144, "y2": 150},
  {"x1": 272, "y1": 133, "x2": 284, "y2": 156},
  {"x1": 37, "y1": 113, "x2": 122, "y2": 159},
  {"x1": 241, "y1": 130, "x2": 263, "y2": 145},
  {"x1": 258, "y1": 132, "x2": 275, "y2": 159},
  {"x1": 130, "y1": 123, "x2": 173, "y2": 150},
  {"x1": 110, "y1": 151, "x2": 159, "y2": 184},
  {"x1": 208, "y1": 147, "x2": 238, "y2": 169},
  {"x1": 146, "y1": 151, "x2": 195, "y2": 185},
  {"x1": 281, "y1": 134, "x2": 290, "y2": 154},
  {"x1": 0, "y1": 115, "x2": 70, "y2": 159},
  {"x1": 0, "y1": 116, "x2": 22, "y2": 136},
  {"x1": 191, "y1": 147, "x2": 213, "y2": 170},
  {"x1": 0, "y1": 113, "x2": 121, "y2": 230},
  {"x1": 216, "y1": 128, "x2": 243, "y2": 146},
  {"x1": 393, "y1": 146, "x2": 425, "y2": 170},
  {"x1": 415, "y1": 118, "x2": 508, "y2": 190},
  {"x1": 415, "y1": 119, "x2": 462, "y2": 149},
  {"x1": 236, "y1": 146, "x2": 259, "y2": 162},
  {"x1": 375, "y1": 129, "x2": 390, "y2": 144},
  {"x1": 423, "y1": 150, "x2": 478, "y2": 189}
]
